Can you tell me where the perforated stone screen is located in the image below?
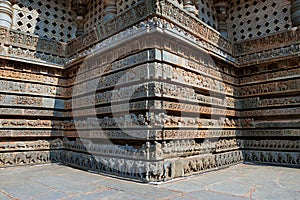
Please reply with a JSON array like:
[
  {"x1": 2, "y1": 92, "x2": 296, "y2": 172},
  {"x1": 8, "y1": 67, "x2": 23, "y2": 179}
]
[
  {"x1": 117, "y1": 0, "x2": 139, "y2": 14},
  {"x1": 84, "y1": 0, "x2": 219, "y2": 33},
  {"x1": 227, "y1": 0, "x2": 292, "y2": 42},
  {"x1": 13, "y1": 0, "x2": 76, "y2": 42},
  {"x1": 198, "y1": 0, "x2": 218, "y2": 30},
  {"x1": 84, "y1": 0, "x2": 141, "y2": 31},
  {"x1": 84, "y1": 1, "x2": 105, "y2": 31}
]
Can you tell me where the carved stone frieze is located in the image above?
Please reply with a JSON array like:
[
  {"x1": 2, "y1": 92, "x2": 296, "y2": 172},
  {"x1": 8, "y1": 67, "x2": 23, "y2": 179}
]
[
  {"x1": 160, "y1": 139, "x2": 215, "y2": 158},
  {"x1": 0, "y1": 28, "x2": 66, "y2": 65},
  {"x1": 0, "y1": 139, "x2": 63, "y2": 152},
  {"x1": 61, "y1": 149, "x2": 243, "y2": 182},
  {"x1": 238, "y1": 58, "x2": 299, "y2": 76},
  {"x1": 63, "y1": 129, "x2": 237, "y2": 140},
  {"x1": 237, "y1": 78, "x2": 300, "y2": 97},
  {"x1": 6, "y1": 29, "x2": 66, "y2": 56},
  {"x1": 0, "y1": 119, "x2": 63, "y2": 129},
  {"x1": 244, "y1": 150, "x2": 300, "y2": 166},
  {"x1": 0, "y1": 108, "x2": 64, "y2": 117},
  {"x1": 0, "y1": 130, "x2": 63, "y2": 137},
  {"x1": 67, "y1": 15, "x2": 234, "y2": 66},
  {"x1": 240, "y1": 140, "x2": 300, "y2": 151},
  {"x1": 0, "y1": 94, "x2": 64, "y2": 109},
  {"x1": 181, "y1": 150, "x2": 243, "y2": 176},
  {"x1": 0, "y1": 0, "x2": 297, "y2": 66},
  {"x1": 0, "y1": 150, "x2": 61, "y2": 167},
  {"x1": 234, "y1": 28, "x2": 300, "y2": 56},
  {"x1": 64, "y1": 139, "x2": 150, "y2": 159},
  {"x1": 237, "y1": 129, "x2": 300, "y2": 137},
  {"x1": 63, "y1": 138, "x2": 216, "y2": 160},
  {"x1": 236, "y1": 44, "x2": 300, "y2": 66},
  {"x1": 253, "y1": 120, "x2": 300, "y2": 129},
  {"x1": 7, "y1": 45, "x2": 66, "y2": 65},
  {"x1": 0, "y1": 0, "x2": 299, "y2": 182},
  {"x1": 169, "y1": 65, "x2": 235, "y2": 95},
  {"x1": 0, "y1": 69, "x2": 63, "y2": 86},
  {"x1": 215, "y1": 139, "x2": 240, "y2": 152},
  {"x1": 67, "y1": 0, "x2": 155, "y2": 56},
  {"x1": 161, "y1": 129, "x2": 237, "y2": 140},
  {"x1": 239, "y1": 67, "x2": 300, "y2": 85},
  {"x1": 61, "y1": 150, "x2": 165, "y2": 182},
  {"x1": 71, "y1": 98, "x2": 236, "y2": 117},
  {"x1": 69, "y1": 60, "x2": 237, "y2": 96},
  {"x1": 70, "y1": 80, "x2": 236, "y2": 111},
  {"x1": 65, "y1": 113, "x2": 238, "y2": 130},
  {"x1": 0, "y1": 79, "x2": 65, "y2": 97},
  {"x1": 240, "y1": 107, "x2": 300, "y2": 117},
  {"x1": 185, "y1": 59, "x2": 238, "y2": 84},
  {"x1": 63, "y1": 129, "x2": 157, "y2": 139},
  {"x1": 161, "y1": 101, "x2": 236, "y2": 116},
  {"x1": 70, "y1": 49, "x2": 156, "y2": 91},
  {"x1": 238, "y1": 96, "x2": 300, "y2": 109},
  {"x1": 157, "y1": 0, "x2": 232, "y2": 53},
  {"x1": 67, "y1": 29, "x2": 98, "y2": 56}
]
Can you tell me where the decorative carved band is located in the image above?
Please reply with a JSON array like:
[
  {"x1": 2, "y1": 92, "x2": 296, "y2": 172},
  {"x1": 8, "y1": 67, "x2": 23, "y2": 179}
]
[
  {"x1": 0, "y1": 0, "x2": 298, "y2": 66},
  {"x1": 0, "y1": 139, "x2": 63, "y2": 152},
  {"x1": 234, "y1": 28, "x2": 300, "y2": 56},
  {"x1": 61, "y1": 150, "x2": 243, "y2": 182},
  {"x1": 238, "y1": 129, "x2": 300, "y2": 137},
  {"x1": 240, "y1": 140, "x2": 300, "y2": 151},
  {"x1": 0, "y1": 130, "x2": 63, "y2": 137},
  {"x1": 244, "y1": 150, "x2": 300, "y2": 167},
  {"x1": 0, "y1": 28, "x2": 66, "y2": 65},
  {"x1": 63, "y1": 129, "x2": 237, "y2": 140},
  {"x1": 0, "y1": 150, "x2": 61, "y2": 167}
]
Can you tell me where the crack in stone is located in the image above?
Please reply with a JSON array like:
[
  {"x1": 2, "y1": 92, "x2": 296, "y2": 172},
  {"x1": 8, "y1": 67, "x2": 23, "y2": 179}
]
[
  {"x1": 198, "y1": 189, "x2": 250, "y2": 198},
  {"x1": 274, "y1": 170, "x2": 286, "y2": 189},
  {"x1": 249, "y1": 186, "x2": 257, "y2": 200},
  {"x1": 0, "y1": 189, "x2": 18, "y2": 200}
]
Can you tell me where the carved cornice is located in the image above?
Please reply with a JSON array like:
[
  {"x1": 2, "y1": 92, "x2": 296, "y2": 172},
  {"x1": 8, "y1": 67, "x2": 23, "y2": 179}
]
[
  {"x1": 66, "y1": 0, "x2": 233, "y2": 57},
  {"x1": 156, "y1": 0, "x2": 233, "y2": 54},
  {"x1": 234, "y1": 28, "x2": 300, "y2": 56},
  {"x1": 66, "y1": 0, "x2": 300, "y2": 67},
  {"x1": 0, "y1": 0, "x2": 298, "y2": 68},
  {"x1": 0, "y1": 28, "x2": 66, "y2": 66},
  {"x1": 66, "y1": 0, "x2": 155, "y2": 56}
]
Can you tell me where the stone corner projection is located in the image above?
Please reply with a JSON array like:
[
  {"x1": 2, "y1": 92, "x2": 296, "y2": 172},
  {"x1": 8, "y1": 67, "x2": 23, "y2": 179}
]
[{"x1": 0, "y1": 0, "x2": 299, "y2": 182}]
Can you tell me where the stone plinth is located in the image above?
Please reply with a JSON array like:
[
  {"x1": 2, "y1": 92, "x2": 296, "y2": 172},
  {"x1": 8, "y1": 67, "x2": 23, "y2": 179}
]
[{"x1": 0, "y1": 0, "x2": 299, "y2": 183}]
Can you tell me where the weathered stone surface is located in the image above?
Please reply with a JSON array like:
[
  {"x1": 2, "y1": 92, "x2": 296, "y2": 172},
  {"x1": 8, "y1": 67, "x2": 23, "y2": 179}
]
[
  {"x1": 1, "y1": 164, "x2": 299, "y2": 199},
  {"x1": 0, "y1": 0, "x2": 299, "y2": 184}
]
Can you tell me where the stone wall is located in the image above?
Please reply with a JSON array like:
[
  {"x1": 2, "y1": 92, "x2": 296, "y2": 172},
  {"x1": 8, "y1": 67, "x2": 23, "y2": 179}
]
[
  {"x1": 227, "y1": 0, "x2": 292, "y2": 41},
  {"x1": 0, "y1": 0, "x2": 299, "y2": 182},
  {"x1": 237, "y1": 57, "x2": 300, "y2": 167},
  {"x1": 60, "y1": 20, "x2": 242, "y2": 181},
  {"x1": 0, "y1": 60, "x2": 64, "y2": 167},
  {"x1": 13, "y1": 0, "x2": 76, "y2": 42}
]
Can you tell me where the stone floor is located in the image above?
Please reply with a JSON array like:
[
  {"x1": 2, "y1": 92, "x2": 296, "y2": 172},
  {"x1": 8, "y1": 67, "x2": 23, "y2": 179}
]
[{"x1": 0, "y1": 163, "x2": 299, "y2": 200}]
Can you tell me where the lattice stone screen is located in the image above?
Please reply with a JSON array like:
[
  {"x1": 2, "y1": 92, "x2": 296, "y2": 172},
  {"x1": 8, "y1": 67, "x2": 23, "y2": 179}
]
[
  {"x1": 81, "y1": 0, "x2": 220, "y2": 36},
  {"x1": 117, "y1": 0, "x2": 139, "y2": 14},
  {"x1": 0, "y1": 0, "x2": 299, "y2": 183},
  {"x1": 198, "y1": 0, "x2": 218, "y2": 30},
  {"x1": 12, "y1": 0, "x2": 76, "y2": 42},
  {"x1": 84, "y1": 0, "x2": 141, "y2": 31},
  {"x1": 227, "y1": 0, "x2": 292, "y2": 41},
  {"x1": 84, "y1": 1, "x2": 105, "y2": 31}
]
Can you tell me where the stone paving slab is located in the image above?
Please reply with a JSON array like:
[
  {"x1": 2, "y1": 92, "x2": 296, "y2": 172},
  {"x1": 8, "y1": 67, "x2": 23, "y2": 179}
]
[{"x1": 0, "y1": 164, "x2": 299, "y2": 200}]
